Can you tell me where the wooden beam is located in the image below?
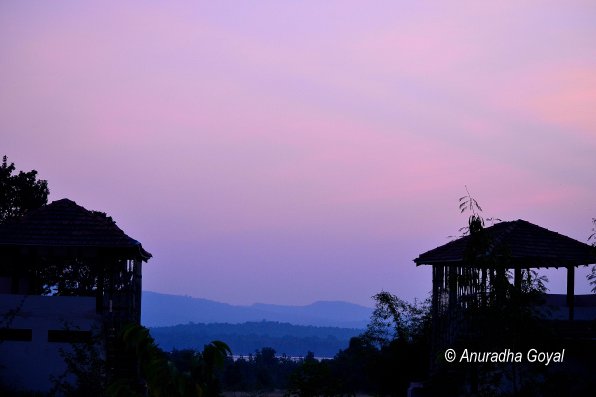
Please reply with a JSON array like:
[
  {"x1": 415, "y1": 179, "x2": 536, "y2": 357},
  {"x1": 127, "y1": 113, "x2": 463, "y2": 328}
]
[{"x1": 567, "y1": 266, "x2": 575, "y2": 321}]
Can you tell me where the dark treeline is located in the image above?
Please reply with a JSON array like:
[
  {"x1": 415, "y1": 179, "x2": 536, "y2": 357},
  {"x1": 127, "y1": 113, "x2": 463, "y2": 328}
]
[
  {"x1": 161, "y1": 292, "x2": 431, "y2": 396},
  {"x1": 168, "y1": 336, "x2": 428, "y2": 396},
  {"x1": 151, "y1": 321, "x2": 361, "y2": 357}
]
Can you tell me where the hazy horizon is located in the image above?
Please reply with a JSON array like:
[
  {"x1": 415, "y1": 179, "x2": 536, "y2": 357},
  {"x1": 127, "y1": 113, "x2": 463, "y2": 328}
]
[
  {"x1": 2, "y1": 1, "x2": 595, "y2": 306},
  {"x1": 143, "y1": 289, "x2": 375, "y2": 308}
]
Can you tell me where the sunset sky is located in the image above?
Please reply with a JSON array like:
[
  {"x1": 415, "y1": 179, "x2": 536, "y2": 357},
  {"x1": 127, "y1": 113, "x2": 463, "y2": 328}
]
[{"x1": 1, "y1": 1, "x2": 595, "y2": 306}]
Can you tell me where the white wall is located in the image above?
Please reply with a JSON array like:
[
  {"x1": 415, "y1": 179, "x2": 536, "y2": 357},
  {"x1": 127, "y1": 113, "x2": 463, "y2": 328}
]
[{"x1": 0, "y1": 294, "x2": 102, "y2": 393}]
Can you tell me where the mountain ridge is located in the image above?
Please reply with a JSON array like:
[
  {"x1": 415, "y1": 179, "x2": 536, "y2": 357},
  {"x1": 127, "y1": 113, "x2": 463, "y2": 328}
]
[{"x1": 142, "y1": 291, "x2": 373, "y2": 328}]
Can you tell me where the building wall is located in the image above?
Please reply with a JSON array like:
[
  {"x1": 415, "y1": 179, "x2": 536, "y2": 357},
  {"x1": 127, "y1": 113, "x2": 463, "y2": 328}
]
[
  {"x1": 0, "y1": 276, "x2": 30, "y2": 294},
  {"x1": 537, "y1": 293, "x2": 596, "y2": 321},
  {"x1": 0, "y1": 294, "x2": 103, "y2": 393}
]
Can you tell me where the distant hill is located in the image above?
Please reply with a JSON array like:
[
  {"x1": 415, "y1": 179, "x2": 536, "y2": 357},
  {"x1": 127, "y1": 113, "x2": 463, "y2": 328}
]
[
  {"x1": 149, "y1": 321, "x2": 362, "y2": 357},
  {"x1": 142, "y1": 291, "x2": 373, "y2": 328}
]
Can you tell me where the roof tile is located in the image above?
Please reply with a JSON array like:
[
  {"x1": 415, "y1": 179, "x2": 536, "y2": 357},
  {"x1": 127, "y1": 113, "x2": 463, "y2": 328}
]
[
  {"x1": 0, "y1": 198, "x2": 151, "y2": 261},
  {"x1": 414, "y1": 219, "x2": 595, "y2": 267}
]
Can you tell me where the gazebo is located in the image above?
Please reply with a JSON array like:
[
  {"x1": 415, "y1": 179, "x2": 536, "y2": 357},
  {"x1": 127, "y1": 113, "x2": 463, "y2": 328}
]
[
  {"x1": 414, "y1": 219, "x2": 596, "y2": 350},
  {"x1": 0, "y1": 198, "x2": 151, "y2": 393}
]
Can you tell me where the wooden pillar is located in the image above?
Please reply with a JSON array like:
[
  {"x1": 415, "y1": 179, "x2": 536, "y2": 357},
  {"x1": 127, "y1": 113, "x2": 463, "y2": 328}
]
[
  {"x1": 432, "y1": 265, "x2": 439, "y2": 318},
  {"x1": 96, "y1": 261, "x2": 104, "y2": 313},
  {"x1": 514, "y1": 267, "x2": 522, "y2": 292},
  {"x1": 480, "y1": 268, "x2": 487, "y2": 307},
  {"x1": 431, "y1": 265, "x2": 439, "y2": 362},
  {"x1": 566, "y1": 266, "x2": 574, "y2": 321},
  {"x1": 449, "y1": 265, "x2": 457, "y2": 309},
  {"x1": 134, "y1": 259, "x2": 143, "y2": 324},
  {"x1": 496, "y1": 266, "x2": 505, "y2": 305}
]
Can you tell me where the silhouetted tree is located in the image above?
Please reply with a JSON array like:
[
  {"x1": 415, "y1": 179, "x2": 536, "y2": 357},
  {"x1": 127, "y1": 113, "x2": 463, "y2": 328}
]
[
  {"x1": 107, "y1": 324, "x2": 231, "y2": 397},
  {"x1": 363, "y1": 291, "x2": 429, "y2": 348},
  {"x1": 220, "y1": 347, "x2": 301, "y2": 393},
  {"x1": 50, "y1": 325, "x2": 107, "y2": 397},
  {"x1": 0, "y1": 155, "x2": 49, "y2": 223},
  {"x1": 330, "y1": 336, "x2": 377, "y2": 393},
  {"x1": 357, "y1": 292, "x2": 431, "y2": 395},
  {"x1": 287, "y1": 352, "x2": 338, "y2": 397}
]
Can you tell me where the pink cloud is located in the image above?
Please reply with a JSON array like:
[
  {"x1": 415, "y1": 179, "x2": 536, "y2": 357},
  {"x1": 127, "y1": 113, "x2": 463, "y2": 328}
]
[{"x1": 504, "y1": 64, "x2": 596, "y2": 138}]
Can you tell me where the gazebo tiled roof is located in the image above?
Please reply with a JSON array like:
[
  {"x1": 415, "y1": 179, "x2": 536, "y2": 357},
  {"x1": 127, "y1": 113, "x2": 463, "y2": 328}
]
[
  {"x1": 0, "y1": 198, "x2": 151, "y2": 261},
  {"x1": 414, "y1": 219, "x2": 595, "y2": 268}
]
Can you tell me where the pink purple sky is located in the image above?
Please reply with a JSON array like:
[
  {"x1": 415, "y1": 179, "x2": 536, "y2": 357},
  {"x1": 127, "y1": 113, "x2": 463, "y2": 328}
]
[{"x1": 1, "y1": 1, "x2": 595, "y2": 306}]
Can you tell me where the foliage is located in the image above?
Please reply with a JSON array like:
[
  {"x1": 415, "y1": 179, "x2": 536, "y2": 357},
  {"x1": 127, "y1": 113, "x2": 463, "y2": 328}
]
[
  {"x1": 286, "y1": 352, "x2": 338, "y2": 397},
  {"x1": 0, "y1": 295, "x2": 27, "y2": 330},
  {"x1": 32, "y1": 258, "x2": 100, "y2": 296},
  {"x1": 108, "y1": 323, "x2": 231, "y2": 397},
  {"x1": 50, "y1": 324, "x2": 107, "y2": 397},
  {"x1": 0, "y1": 158, "x2": 116, "y2": 297},
  {"x1": 362, "y1": 291, "x2": 429, "y2": 348},
  {"x1": 169, "y1": 293, "x2": 428, "y2": 396},
  {"x1": 357, "y1": 292, "x2": 431, "y2": 395},
  {"x1": 216, "y1": 292, "x2": 432, "y2": 396},
  {"x1": 459, "y1": 185, "x2": 484, "y2": 235},
  {"x1": 48, "y1": 322, "x2": 230, "y2": 397},
  {"x1": 221, "y1": 347, "x2": 300, "y2": 393},
  {"x1": 457, "y1": 186, "x2": 502, "y2": 240},
  {"x1": 0, "y1": 155, "x2": 49, "y2": 224},
  {"x1": 237, "y1": 292, "x2": 432, "y2": 396},
  {"x1": 588, "y1": 218, "x2": 596, "y2": 293}
]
